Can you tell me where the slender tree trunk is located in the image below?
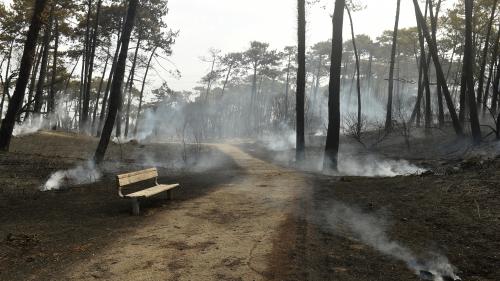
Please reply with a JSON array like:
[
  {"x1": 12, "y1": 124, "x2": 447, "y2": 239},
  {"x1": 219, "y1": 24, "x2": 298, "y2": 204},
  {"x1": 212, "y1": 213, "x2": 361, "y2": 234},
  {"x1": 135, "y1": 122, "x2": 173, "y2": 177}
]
[
  {"x1": 410, "y1": 53, "x2": 424, "y2": 126},
  {"x1": 296, "y1": 0, "x2": 306, "y2": 162},
  {"x1": 493, "y1": 59, "x2": 500, "y2": 127},
  {"x1": 95, "y1": 0, "x2": 138, "y2": 163},
  {"x1": 25, "y1": 45, "x2": 43, "y2": 120},
  {"x1": 486, "y1": 24, "x2": 500, "y2": 114},
  {"x1": 477, "y1": 0, "x2": 498, "y2": 109},
  {"x1": 250, "y1": 65, "x2": 258, "y2": 132},
  {"x1": 81, "y1": 0, "x2": 102, "y2": 132},
  {"x1": 91, "y1": 48, "x2": 110, "y2": 130},
  {"x1": 49, "y1": 18, "x2": 59, "y2": 129},
  {"x1": 492, "y1": 58, "x2": 500, "y2": 115},
  {"x1": 324, "y1": 0, "x2": 345, "y2": 171},
  {"x1": 220, "y1": 64, "x2": 233, "y2": 97},
  {"x1": 413, "y1": 0, "x2": 463, "y2": 136},
  {"x1": 414, "y1": 8, "x2": 432, "y2": 130},
  {"x1": 429, "y1": 0, "x2": 444, "y2": 127},
  {"x1": 346, "y1": 6, "x2": 362, "y2": 134},
  {"x1": 284, "y1": 54, "x2": 292, "y2": 122},
  {"x1": 134, "y1": 46, "x2": 157, "y2": 136},
  {"x1": 464, "y1": 0, "x2": 482, "y2": 144},
  {"x1": 385, "y1": 0, "x2": 401, "y2": 132},
  {"x1": 80, "y1": 0, "x2": 93, "y2": 130},
  {"x1": 97, "y1": 27, "x2": 122, "y2": 136},
  {"x1": 0, "y1": 0, "x2": 48, "y2": 151},
  {"x1": 459, "y1": 54, "x2": 467, "y2": 125},
  {"x1": 33, "y1": 5, "x2": 53, "y2": 114},
  {"x1": 0, "y1": 42, "x2": 13, "y2": 119},
  {"x1": 124, "y1": 36, "x2": 141, "y2": 137},
  {"x1": 205, "y1": 56, "x2": 216, "y2": 101}
]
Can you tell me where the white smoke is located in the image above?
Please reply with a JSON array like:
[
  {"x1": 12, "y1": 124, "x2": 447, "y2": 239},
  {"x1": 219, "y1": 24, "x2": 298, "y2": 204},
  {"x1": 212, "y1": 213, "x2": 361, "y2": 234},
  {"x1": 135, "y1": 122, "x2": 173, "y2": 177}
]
[
  {"x1": 40, "y1": 160, "x2": 102, "y2": 191},
  {"x1": 257, "y1": 132, "x2": 425, "y2": 177},
  {"x1": 336, "y1": 154, "x2": 425, "y2": 177},
  {"x1": 13, "y1": 97, "x2": 72, "y2": 137},
  {"x1": 259, "y1": 127, "x2": 296, "y2": 151},
  {"x1": 325, "y1": 202, "x2": 460, "y2": 280},
  {"x1": 13, "y1": 115, "x2": 45, "y2": 136}
]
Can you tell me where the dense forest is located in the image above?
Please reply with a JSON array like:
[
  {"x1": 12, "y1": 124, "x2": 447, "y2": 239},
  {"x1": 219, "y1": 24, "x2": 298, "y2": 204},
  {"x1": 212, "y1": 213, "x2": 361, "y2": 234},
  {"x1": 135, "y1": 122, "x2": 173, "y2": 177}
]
[
  {"x1": 1, "y1": 0, "x2": 500, "y2": 164},
  {"x1": 1, "y1": 0, "x2": 499, "y2": 280}
]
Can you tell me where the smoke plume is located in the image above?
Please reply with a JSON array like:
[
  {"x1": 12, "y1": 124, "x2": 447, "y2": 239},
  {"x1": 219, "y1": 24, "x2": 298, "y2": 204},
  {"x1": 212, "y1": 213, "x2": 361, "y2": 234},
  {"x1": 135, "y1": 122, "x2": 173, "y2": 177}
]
[
  {"x1": 40, "y1": 160, "x2": 102, "y2": 191},
  {"x1": 324, "y1": 202, "x2": 460, "y2": 281}
]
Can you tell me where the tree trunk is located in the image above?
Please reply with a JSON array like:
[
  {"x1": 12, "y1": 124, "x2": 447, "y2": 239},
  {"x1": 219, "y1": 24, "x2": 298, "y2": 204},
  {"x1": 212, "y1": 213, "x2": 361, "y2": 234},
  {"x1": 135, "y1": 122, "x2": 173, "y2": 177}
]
[
  {"x1": 81, "y1": 0, "x2": 102, "y2": 132},
  {"x1": 459, "y1": 54, "x2": 467, "y2": 124},
  {"x1": 220, "y1": 64, "x2": 233, "y2": 97},
  {"x1": 80, "y1": 0, "x2": 93, "y2": 130},
  {"x1": 463, "y1": 0, "x2": 482, "y2": 144},
  {"x1": 91, "y1": 47, "x2": 110, "y2": 130},
  {"x1": 296, "y1": 0, "x2": 306, "y2": 162},
  {"x1": 94, "y1": 0, "x2": 138, "y2": 163},
  {"x1": 486, "y1": 24, "x2": 500, "y2": 114},
  {"x1": 284, "y1": 53, "x2": 292, "y2": 122},
  {"x1": 493, "y1": 59, "x2": 500, "y2": 126},
  {"x1": 410, "y1": 52, "x2": 424, "y2": 126},
  {"x1": 49, "y1": 18, "x2": 59, "y2": 130},
  {"x1": 414, "y1": 7, "x2": 432, "y2": 130},
  {"x1": 124, "y1": 36, "x2": 141, "y2": 137},
  {"x1": 385, "y1": 0, "x2": 401, "y2": 132},
  {"x1": 0, "y1": 41, "x2": 13, "y2": 119},
  {"x1": 429, "y1": 0, "x2": 444, "y2": 127},
  {"x1": 250, "y1": 65, "x2": 258, "y2": 132},
  {"x1": 346, "y1": 6, "x2": 362, "y2": 134},
  {"x1": 324, "y1": 0, "x2": 345, "y2": 171},
  {"x1": 413, "y1": 0, "x2": 463, "y2": 136},
  {"x1": 24, "y1": 45, "x2": 43, "y2": 120},
  {"x1": 0, "y1": 0, "x2": 48, "y2": 151},
  {"x1": 97, "y1": 26, "x2": 122, "y2": 136},
  {"x1": 477, "y1": 0, "x2": 498, "y2": 109},
  {"x1": 134, "y1": 46, "x2": 157, "y2": 136},
  {"x1": 33, "y1": 5, "x2": 53, "y2": 114}
]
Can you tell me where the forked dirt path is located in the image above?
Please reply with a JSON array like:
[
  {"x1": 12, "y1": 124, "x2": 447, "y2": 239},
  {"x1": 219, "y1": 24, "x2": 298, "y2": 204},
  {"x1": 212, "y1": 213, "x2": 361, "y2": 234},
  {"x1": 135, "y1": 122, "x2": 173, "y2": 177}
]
[{"x1": 65, "y1": 143, "x2": 309, "y2": 281}]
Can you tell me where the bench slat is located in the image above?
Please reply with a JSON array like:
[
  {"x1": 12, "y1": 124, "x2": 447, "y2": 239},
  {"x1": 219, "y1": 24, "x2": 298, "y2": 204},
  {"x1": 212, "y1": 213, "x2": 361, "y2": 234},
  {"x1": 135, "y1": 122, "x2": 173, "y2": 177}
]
[
  {"x1": 117, "y1": 169, "x2": 158, "y2": 187},
  {"x1": 117, "y1": 168, "x2": 157, "y2": 179},
  {"x1": 125, "y1": 184, "x2": 179, "y2": 198}
]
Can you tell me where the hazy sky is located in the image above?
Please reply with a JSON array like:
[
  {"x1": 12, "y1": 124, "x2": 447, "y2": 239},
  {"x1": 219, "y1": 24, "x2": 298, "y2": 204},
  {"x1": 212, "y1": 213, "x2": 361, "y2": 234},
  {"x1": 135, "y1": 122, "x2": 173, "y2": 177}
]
[
  {"x1": 0, "y1": 0, "x2": 452, "y2": 92},
  {"x1": 166, "y1": 0, "x2": 422, "y2": 91}
]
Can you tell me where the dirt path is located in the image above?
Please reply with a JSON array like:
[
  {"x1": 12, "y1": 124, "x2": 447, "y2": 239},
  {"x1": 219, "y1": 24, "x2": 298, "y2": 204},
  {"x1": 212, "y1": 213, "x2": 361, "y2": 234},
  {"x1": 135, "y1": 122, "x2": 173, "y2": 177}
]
[{"x1": 64, "y1": 144, "x2": 308, "y2": 281}]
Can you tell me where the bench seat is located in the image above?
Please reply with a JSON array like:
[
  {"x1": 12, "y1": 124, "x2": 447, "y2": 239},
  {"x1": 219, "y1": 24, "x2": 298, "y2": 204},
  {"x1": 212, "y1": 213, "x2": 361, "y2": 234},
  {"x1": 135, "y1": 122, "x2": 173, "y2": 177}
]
[
  {"x1": 125, "y1": 184, "x2": 179, "y2": 198},
  {"x1": 116, "y1": 167, "x2": 179, "y2": 215}
]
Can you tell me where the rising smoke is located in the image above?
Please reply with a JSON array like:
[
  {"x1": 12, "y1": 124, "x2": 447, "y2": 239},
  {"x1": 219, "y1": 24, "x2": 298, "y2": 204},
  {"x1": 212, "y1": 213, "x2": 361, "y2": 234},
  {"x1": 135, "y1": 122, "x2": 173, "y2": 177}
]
[
  {"x1": 258, "y1": 128, "x2": 424, "y2": 177},
  {"x1": 13, "y1": 97, "x2": 72, "y2": 137},
  {"x1": 324, "y1": 202, "x2": 460, "y2": 281},
  {"x1": 40, "y1": 160, "x2": 101, "y2": 191}
]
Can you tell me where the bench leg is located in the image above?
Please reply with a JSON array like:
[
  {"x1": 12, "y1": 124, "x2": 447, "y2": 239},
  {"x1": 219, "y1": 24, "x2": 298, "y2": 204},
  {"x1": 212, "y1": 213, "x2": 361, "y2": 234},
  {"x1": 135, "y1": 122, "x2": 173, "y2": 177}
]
[
  {"x1": 167, "y1": 190, "x2": 173, "y2": 200},
  {"x1": 131, "y1": 198, "x2": 140, "y2": 215}
]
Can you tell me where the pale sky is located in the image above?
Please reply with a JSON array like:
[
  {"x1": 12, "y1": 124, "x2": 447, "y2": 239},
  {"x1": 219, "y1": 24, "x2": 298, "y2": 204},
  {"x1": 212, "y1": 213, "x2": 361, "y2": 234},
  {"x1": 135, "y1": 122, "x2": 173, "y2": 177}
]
[
  {"x1": 1, "y1": 0, "x2": 457, "y2": 92},
  {"x1": 166, "y1": 0, "x2": 423, "y2": 90}
]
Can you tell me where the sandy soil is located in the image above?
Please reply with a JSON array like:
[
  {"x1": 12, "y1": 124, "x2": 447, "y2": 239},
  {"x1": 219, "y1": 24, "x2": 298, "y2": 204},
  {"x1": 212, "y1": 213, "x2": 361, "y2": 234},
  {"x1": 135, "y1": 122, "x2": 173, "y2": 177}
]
[{"x1": 1, "y1": 131, "x2": 499, "y2": 281}]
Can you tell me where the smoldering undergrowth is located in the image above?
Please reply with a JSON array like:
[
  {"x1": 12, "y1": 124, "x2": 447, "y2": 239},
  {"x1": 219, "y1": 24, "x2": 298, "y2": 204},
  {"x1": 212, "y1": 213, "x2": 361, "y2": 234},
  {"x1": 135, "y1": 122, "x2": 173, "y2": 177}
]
[{"x1": 318, "y1": 201, "x2": 460, "y2": 280}]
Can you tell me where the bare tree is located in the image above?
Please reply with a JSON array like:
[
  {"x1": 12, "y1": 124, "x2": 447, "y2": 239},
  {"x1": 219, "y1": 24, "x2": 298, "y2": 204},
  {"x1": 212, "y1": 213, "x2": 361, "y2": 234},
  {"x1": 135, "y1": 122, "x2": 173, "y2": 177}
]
[
  {"x1": 463, "y1": 0, "x2": 482, "y2": 144},
  {"x1": 0, "y1": 0, "x2": 48, "y2": 151},
  {"x1": 412, "y1": 0, "x2": 463, "y2": 136},
  {"x1": 296, "y1": 0, "x2": 306, "y2": 162},
  {"x1": 346, "y1": 5, "x2": 362, "y2": 135},
  {"x1": 324, "y1": 0, "x2": 345, "y2": 171},
  {"x1": 95, "y1": 0, "x2": 139, "y2": 163},
  {"x1": 385, "y1": 0, "x2": 401, "y2": 132}
]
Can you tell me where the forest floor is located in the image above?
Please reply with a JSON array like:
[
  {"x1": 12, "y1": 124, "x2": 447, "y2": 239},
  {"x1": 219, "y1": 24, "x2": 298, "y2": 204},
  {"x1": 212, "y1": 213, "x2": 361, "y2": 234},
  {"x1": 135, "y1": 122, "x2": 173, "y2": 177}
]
[{"x1": 0, "y1": 130, "x2": 499, "y2": 280}]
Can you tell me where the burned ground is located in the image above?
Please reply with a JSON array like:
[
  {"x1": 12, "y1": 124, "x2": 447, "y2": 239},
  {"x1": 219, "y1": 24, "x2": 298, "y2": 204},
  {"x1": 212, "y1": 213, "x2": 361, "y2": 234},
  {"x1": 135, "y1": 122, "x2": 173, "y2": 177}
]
[{"x1": 0, "y1": 131, "x2": 499, "y2": 280}]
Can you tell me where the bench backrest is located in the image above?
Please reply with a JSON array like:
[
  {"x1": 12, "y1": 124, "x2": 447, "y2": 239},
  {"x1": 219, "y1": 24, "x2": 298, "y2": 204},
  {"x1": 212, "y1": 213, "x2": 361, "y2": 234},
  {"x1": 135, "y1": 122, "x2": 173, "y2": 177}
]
[{"x1": 117, "y1": 168, "x2": 158, "y2": 197}]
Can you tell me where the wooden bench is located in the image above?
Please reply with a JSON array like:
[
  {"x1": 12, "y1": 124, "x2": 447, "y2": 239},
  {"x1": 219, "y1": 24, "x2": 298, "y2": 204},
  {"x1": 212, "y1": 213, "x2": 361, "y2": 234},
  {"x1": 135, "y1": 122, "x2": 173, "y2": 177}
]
[{"x1": 117, "y1": 168, "x2": 179, "y2": 215}]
